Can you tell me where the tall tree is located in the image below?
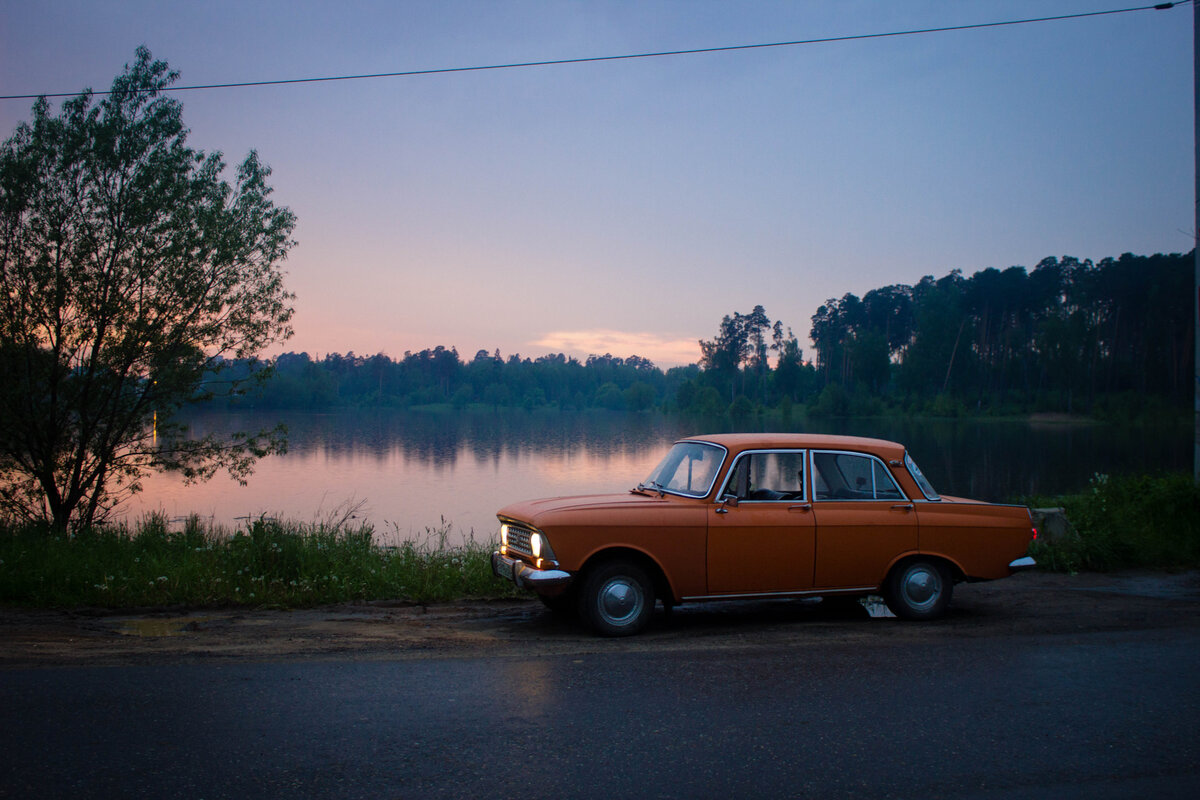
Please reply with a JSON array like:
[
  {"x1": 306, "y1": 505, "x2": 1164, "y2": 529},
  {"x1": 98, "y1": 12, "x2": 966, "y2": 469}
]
[
  {"x1": 743, "y1": 305, "x2": 771, "y2": 401},
  {"x1": 896, "y1": 272, "x2": 968, "y2": 398},
  {"x1": 0, "y1": 48, "x2": 296, "y2": 529},
  {"x1": 699, "y1": 312, "x2": 749, "y2": 401},
  {"x1": 810, "y1": 293, "x2": 865, "y2": 385}
]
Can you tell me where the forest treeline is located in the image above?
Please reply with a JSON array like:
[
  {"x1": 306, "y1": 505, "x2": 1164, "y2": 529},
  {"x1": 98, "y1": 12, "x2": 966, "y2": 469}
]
[{"x1": 222, "y1": 250, "x2": 1193, "y2": 419}]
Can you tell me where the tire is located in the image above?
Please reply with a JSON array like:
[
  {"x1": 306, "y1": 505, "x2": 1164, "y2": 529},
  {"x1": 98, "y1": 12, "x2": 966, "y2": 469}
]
[
  {"x1": 884, "y1": 559, "x2": 952, "y2": 620},
  {"x1": 538, "y1": 590, "x2": 577, "y2": 618},
  {"x1": 578, "y1": 560, "x2": 655, "y2": 637}
]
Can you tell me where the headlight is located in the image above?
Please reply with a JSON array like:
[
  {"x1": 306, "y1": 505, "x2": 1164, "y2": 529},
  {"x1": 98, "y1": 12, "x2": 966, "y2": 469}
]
[
  {"x1": 529, "y1": 531, "x2": 556, "y2": 563},
  {"x1": 499, "y1": 524, "x2": 509, "y2": 553}
]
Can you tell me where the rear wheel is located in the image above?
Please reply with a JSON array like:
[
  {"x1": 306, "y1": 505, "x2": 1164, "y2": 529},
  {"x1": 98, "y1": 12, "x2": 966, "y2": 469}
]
[
  {"x1": 578, "y1": 561, "x2": 655, "y2": 637},
  {"x1": 884, "y1": 559, "x2": 952, "y2": 620}
]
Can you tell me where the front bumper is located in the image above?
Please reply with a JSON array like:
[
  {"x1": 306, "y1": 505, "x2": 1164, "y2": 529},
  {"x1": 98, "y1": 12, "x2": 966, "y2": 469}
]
[{"x1": 491, "y1": 551, "x2": 574, "y2": 595}]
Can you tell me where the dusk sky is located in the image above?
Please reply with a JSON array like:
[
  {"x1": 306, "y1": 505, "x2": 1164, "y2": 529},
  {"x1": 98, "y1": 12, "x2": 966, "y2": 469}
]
[{"x1": 1, "y1": 1, "x2": 1193, "y2": 367}]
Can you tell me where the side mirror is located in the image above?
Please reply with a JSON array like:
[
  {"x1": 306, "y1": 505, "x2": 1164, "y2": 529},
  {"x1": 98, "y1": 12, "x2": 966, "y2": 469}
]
[{"x1": 721, "y1": 495, "x2": 739, "y2": 508}]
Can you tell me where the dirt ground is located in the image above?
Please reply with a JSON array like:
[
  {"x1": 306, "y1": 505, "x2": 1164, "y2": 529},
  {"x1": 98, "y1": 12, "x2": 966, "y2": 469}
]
[{"x1": 3, "y1": 570, "x2": 1198, "y2": 667}]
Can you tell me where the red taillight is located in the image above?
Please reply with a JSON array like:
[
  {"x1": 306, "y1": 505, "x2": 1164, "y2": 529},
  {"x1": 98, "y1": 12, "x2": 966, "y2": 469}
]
[{"x1": 1031, "y1": 527, "x2": 1039, "y2": 541}]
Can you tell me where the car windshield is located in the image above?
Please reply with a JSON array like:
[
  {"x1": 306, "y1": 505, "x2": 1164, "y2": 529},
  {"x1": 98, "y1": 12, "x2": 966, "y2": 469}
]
[
  {"x1": 905, "y1": 452, "x2": 940, "y2": 500},
  {"x1": 642, "y1": 441, "x2": 725, "y2": 497}
]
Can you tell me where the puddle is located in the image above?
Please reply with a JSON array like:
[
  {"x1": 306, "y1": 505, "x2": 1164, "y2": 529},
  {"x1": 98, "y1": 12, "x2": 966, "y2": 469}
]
[{"x1": 119, "y1": 617, "x2": 209, "y2": 637}]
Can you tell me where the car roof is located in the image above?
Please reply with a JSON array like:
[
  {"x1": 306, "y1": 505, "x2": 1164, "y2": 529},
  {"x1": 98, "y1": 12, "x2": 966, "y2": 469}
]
[{"x1": 680, "y1": 432, "x2": 908, "y2": 460}]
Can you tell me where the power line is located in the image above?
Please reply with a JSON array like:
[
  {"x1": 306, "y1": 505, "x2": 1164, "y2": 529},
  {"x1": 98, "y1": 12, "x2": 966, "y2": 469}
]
[{"x1": 0, "y1": 1, "x2": 1189, "y2": 101}]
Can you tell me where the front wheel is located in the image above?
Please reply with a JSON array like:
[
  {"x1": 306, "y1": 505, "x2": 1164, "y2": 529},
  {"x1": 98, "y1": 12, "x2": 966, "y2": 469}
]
[
  {"x1": 578, "y1": 561, "x2": 655, "y2": 637},
  {"x1": 884, "y1": 560, "x2": 952, "y2": 620}
]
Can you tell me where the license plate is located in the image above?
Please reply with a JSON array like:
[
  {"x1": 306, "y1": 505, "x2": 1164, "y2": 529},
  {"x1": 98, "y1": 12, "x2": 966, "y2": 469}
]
[{"x1": 493, "y1": 553, "x2": 516, "y2": 582}]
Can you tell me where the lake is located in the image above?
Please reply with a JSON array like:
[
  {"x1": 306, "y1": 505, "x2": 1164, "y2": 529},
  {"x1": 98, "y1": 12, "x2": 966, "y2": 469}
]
[{"x1": 127, "y1": 409, "x2": 1191, "y2": 544}]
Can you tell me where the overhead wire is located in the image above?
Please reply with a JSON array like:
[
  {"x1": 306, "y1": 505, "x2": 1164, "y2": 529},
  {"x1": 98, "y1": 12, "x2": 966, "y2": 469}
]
[{"x1": 0, "y1": 1, "x2": 1189, "y2": 101}]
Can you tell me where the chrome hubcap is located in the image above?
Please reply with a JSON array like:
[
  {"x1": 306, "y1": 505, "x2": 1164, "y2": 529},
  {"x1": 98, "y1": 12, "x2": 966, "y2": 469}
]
[
  {"x1": 599, "y1": 578, "x2": 643, "y2": 624},
  {"x1": 903, "y1": 567, "x2": 940, "y2": 609}
]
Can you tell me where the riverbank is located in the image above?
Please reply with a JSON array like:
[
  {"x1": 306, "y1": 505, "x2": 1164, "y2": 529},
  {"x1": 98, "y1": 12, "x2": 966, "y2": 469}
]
[
  {"x1": 0, "y1": 516, "x2": 519, "y2": 609},
  {"x1": 2, "y1": 570, "x2": 1197, "y2": 667},
  {"x1": 4, "y1": 470, "x2": 1197, "y2": 609}
]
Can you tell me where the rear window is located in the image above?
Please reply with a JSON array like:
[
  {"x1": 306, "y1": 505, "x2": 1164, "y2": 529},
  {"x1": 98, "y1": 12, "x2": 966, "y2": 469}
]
[
  {"x1": 811, "y1": 451, "x2": 905, "y2": 501},
  {"x1": 905, "y1": 453, "x2": 940, "y2": 500}
]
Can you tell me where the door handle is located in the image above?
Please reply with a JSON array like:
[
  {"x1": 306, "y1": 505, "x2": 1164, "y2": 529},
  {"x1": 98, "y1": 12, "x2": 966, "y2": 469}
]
[
  {"x1": 891, "y1": 503, "x2": 914, "y2": 511},
  {"x1": 788, "y1": 503, "x2": 812, "y2": 512}
]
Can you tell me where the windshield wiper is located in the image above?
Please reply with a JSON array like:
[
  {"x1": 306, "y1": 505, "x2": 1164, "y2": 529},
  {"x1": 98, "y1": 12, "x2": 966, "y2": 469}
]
[{"x1": 633, "y1": 480, "x2": 666, "y2": 497}]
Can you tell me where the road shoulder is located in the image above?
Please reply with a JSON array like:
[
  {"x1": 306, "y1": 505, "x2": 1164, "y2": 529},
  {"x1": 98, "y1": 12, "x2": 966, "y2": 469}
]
[{"x1": 2, "y1": 570, "x2": 1197, "y2": 667}]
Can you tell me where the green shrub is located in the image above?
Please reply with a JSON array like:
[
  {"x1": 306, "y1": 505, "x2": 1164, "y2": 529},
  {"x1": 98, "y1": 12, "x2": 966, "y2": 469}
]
[
  {"x1": 727, "y1": 395, "x2": 755, "y2": 419},
  {"x1": 1027, "y1": 472, "x2": 1200, "y2": 571},
  {"x1": 810, "y1": 384, "x2": 849, "y2": 417}
]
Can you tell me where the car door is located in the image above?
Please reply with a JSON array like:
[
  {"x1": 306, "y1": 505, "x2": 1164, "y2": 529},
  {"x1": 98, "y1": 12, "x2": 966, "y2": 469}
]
[
  {"x1": 706, "y1": 449, "x2": 816, "y2": 594},
  {"x1": 810, "y1": 450, "x2": 917, "y2": 589}
]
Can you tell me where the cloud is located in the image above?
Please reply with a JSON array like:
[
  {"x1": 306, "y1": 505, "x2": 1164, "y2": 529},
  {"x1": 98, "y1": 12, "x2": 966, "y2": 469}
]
[{"x1": 531, "y1": 329, "x2": 700, "y2": 368}]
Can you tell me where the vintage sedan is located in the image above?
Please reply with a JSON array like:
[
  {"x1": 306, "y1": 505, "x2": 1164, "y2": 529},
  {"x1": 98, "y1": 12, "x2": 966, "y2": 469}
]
[{"x1": 491, "y1": 433, "x2": 1036, "y2": 636}]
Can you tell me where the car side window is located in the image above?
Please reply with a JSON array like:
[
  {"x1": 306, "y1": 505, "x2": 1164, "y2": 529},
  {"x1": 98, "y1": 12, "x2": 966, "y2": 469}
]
[
  {"x1": 722, "y1": 451, "x2": 806, "y2": 502},
  {"x1": 812, "y1": 451, "x2": 905, "y2": 501},
  {"x1": 872, "y1": 460, "x2": 905, "y2": 500}
]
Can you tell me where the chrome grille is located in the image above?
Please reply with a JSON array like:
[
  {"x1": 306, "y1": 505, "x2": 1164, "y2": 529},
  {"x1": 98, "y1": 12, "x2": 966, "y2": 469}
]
[{"x1": 504, "y1": 524, "x2": 534, "y2": 557}]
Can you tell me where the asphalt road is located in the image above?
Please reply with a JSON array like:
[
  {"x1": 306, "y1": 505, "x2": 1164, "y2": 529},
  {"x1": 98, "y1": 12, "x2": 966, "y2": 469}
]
[{"x1": 3, "y1": 600, "x2": 1198, "y2": 799}]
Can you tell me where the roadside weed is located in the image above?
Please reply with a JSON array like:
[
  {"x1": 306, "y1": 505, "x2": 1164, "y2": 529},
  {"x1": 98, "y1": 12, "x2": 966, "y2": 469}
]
[{"x1": 0, "y1": 515, "x2": 522, "y2": 608}]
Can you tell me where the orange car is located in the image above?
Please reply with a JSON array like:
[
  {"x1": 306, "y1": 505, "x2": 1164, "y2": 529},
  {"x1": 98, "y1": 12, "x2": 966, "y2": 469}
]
[{"x1": 492, "y1": 433, "x2": 1036, "y2": 636}]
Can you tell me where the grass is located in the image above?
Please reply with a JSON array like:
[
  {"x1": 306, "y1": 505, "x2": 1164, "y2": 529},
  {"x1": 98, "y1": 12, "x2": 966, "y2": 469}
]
[
  {"x1": 1025, "y1": 472, "x2": 1200, "y2": 572},
  {"x1": 6, "y1": 470, "x2": 1198, "y2": 608},
  {"x1": 0, "y1": 514, "x2": 523, "y2": 609}
]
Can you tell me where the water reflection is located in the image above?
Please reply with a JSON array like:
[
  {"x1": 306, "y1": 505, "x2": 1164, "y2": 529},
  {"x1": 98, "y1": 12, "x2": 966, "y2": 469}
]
[
  {"x1": 198, "y1": 409, "x2": 673, "y2": 465},
  {"x1": 130, "y1": 409, "x2": 1188, "y2": 544}
]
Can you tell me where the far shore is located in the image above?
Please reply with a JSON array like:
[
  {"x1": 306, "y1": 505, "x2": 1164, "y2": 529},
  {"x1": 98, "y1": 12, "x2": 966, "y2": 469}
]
[{"x1": 1026, "y1": 412, "x2": 1102, "y2": 425}]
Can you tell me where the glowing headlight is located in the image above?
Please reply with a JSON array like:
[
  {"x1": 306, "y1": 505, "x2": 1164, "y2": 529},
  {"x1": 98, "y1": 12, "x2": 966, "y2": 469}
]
[
  {"x1": 529, "y1": 531, "x2": 556, "y2": 563},
  {"x1": 499, "y1": 524, "x2": 509, "y2": 553}
]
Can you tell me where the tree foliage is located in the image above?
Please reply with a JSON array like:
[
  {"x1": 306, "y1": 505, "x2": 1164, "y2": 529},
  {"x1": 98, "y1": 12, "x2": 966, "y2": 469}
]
[
  {"x1": 215, "y1": 249, "x2": 1190, "y2": 423},
  {"x1": 245, "y1": 348, "x2": 668, "y2": 412},
  {"x1": 0, "y1": 48, "x2": 295, "y2": 529},
  {"x1": 698, "y1": 305, "x2": 779, "y2": 403},
  {"x1": 811, "y1": 252, "x2": 1195, "y2": 415}
]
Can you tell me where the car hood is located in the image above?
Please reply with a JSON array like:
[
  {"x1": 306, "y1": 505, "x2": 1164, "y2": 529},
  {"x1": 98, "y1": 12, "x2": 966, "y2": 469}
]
[{"x1": 498, "y1": 492, "x2": 669, "y2": 528}]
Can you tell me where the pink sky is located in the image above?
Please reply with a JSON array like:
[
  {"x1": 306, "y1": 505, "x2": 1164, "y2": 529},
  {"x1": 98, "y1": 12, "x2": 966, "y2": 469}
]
[{"x1": 2, "y1": 1, "x2": 1192, "y2": 368}]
